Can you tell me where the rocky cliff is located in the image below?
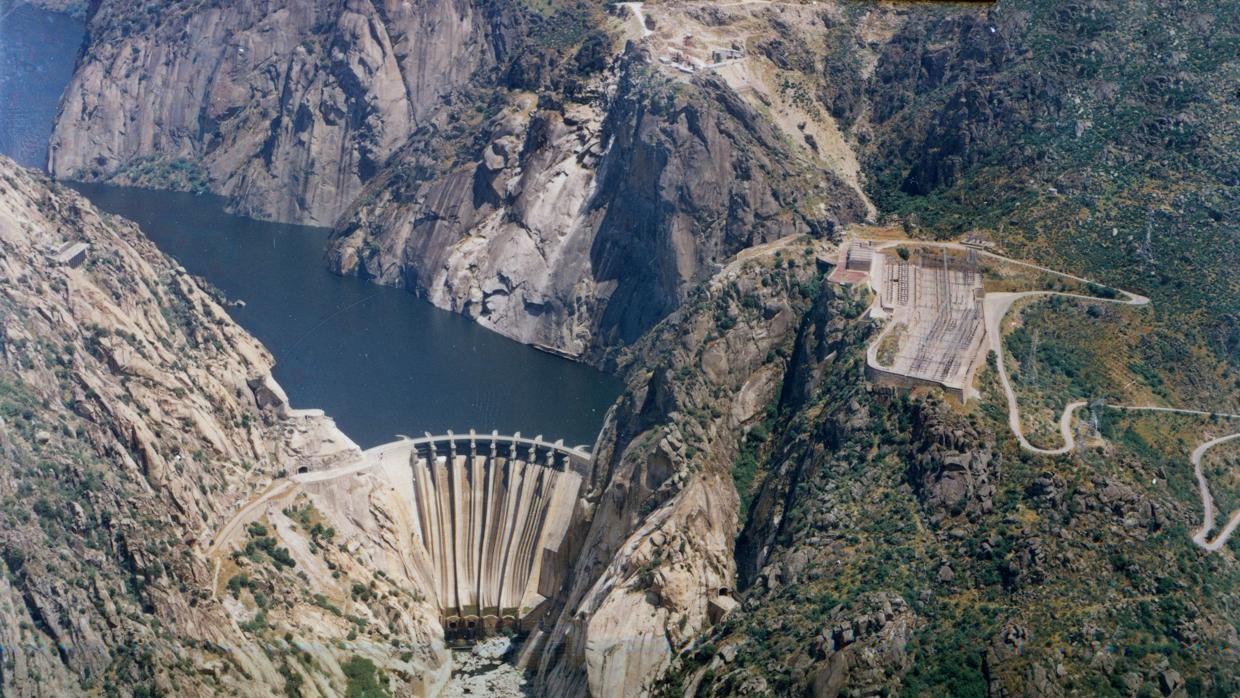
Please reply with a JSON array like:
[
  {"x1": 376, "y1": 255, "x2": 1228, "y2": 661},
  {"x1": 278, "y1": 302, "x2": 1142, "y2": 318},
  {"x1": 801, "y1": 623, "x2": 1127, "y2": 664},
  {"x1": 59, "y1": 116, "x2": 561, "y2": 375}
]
[
  {"x1": 329, "y1": 46, "x2": 865, "y2": 357},
  {"x1": 45, "y1": 0, "x2": 1237, "y2": 351},
  {"x1": 32, "y1": 0, "x2": 1240, "y2": 695},
  {"x1": 0, "y1": 158, "x2": 447, "y2": 696},
  {"x1": 49, "y1": 0, "x2": 869, "y2": 356},
  {"x1": 523, "y1": 231, "x2": 1237, "y2": 697},
  {"x1": 526, "y1": 236, "x2": 843, "y2": 695},
  {"x1": 49, "y1": 0, "x2": 506, "y2": 226}
]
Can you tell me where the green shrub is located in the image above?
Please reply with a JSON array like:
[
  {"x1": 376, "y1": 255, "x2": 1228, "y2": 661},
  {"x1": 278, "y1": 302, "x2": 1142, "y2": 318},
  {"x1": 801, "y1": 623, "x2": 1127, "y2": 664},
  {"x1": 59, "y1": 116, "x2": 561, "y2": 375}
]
[{"x1": 341, "y1": 656, "x2": 388, "y2": 698}]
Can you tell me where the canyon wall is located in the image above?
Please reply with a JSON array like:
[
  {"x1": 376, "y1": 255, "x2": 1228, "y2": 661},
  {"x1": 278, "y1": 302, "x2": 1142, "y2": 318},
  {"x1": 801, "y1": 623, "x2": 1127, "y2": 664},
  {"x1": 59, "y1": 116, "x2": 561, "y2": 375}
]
[
  {"x1": 44, "y1": 0, "x2": 1238, "y2": 350},
  {"x1": 530, "y1": 237, "x2": 842, "y2": 696},
  {"x1": 49, "y1": 1, "x2": 869, "y2": 357},
  {"x1": 31, "y1": 0, "x2": 1240, "y2": 694},
  {"x1": 329, "y1": 48, "x2": 866, "y2": 357},
  {"x1": 49, "y1": 0, "x2": 504, "y2": 226},
  {"x1": 0, "y1": 158, "x2": 446, "y2": 695}
]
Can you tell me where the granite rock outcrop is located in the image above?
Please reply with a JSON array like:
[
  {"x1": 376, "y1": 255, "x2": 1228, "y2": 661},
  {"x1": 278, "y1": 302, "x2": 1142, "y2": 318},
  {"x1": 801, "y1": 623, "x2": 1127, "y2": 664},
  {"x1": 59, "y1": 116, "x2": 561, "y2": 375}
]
[
  {"x1": 0, "y1": 158, "x2": 443, "y2": 695},
  {"x1": 50, "y1": 0, "x2": 502, "y2": 226}
]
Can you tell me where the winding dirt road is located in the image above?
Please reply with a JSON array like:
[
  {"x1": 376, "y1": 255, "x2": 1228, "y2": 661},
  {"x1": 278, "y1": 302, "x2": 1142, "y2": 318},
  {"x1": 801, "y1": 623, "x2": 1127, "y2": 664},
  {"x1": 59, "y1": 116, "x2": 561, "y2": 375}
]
[
  {"x1": 1189, "y1": 432, "x2": 1240, "y2": 552},
  {"x1": 204, "y1": 480, "x2": 296, "y2": 558},
  {"x1": 983, "y1": 288, "x2": 1147, "y2": 454},
  {"x1": 877, "y1": 239, "x2": 1149, "y2": 454}
]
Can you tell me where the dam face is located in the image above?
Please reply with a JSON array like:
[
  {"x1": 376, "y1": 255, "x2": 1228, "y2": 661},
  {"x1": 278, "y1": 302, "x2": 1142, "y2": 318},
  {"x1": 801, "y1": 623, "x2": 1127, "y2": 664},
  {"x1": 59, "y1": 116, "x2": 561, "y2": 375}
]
[{"x1": 397, "y1": 433, "x2": 588, "y2": 645}]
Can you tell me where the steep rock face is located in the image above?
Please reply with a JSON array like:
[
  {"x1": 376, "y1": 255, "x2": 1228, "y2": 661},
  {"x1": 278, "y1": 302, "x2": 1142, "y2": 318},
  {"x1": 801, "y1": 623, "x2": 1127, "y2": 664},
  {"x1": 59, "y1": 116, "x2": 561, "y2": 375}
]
[
  {"x1": 733, "y1": 284, "x2": 876, "y2": 589},
  {"x1": 329, "y1": 50, "x2": 866, "y2": 356},
  {"x1": 906, "y1": 398, "x2": 997, "y2": 521},
  {"x1": 49, "y1": 0, "x2": 499, "y2": 226},
  {"x1": 0, "y1": 158, "x2": 441, "y2": 695},
  {"x1": 531, "y1": 237, "x2": 836, "y2": 696},
  {"x1": 21, "y1": 0, "x2": 87, "y2": 15},
  {"x1": 50, "y1": 1, "x2": 870, "y2": 356},
  {"x1": 806, "y1": 593, "x2": 917, "y2": 698}
]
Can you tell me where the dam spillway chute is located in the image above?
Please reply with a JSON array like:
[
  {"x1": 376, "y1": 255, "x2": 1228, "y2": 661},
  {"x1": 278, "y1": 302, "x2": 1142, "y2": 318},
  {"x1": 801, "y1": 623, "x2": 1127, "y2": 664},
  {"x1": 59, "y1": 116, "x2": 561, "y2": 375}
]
[{"x1": 385, "y1": 432, "x2": 590, "y2": 645}]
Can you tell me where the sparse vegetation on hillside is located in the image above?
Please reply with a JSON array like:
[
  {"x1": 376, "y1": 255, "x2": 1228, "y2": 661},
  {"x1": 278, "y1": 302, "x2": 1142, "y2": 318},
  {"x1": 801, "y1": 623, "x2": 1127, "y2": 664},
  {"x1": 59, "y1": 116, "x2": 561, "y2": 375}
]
[
  {"x1": 109, "y1": 156, "x2": 210, "y2": 194},
  {"x1": 342, "y1": 656, "x2": 389, "y2": 698},
  {"x1": 852, "y1": 0, "x2": 1238, "y2": 339}
]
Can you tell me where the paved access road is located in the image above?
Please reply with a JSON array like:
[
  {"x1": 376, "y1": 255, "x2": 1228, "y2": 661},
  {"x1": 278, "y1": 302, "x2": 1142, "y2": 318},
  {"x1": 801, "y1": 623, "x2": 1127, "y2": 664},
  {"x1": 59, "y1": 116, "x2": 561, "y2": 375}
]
[{"x1": 983, "y1": 289, "x2": 1146, "y2": 455}]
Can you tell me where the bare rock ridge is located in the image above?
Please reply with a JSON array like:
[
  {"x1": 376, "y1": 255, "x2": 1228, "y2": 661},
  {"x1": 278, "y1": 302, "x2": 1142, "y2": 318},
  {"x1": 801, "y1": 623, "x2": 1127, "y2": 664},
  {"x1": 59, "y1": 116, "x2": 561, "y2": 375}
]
[
  {"x1": 1, "y1": 147, "x2": 842, "y2": 697},
  {"x1": 7, "y1": 150, "x2": 1237, "y2": 696}
]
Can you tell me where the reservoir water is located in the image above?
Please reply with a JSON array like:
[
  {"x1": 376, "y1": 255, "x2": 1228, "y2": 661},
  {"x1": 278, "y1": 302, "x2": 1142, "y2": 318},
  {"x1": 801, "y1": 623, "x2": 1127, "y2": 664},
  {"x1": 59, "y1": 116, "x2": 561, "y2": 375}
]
[
  {"x1": 1, "y1": 4, "x2": 622, "y2": 449},
  {"x1": 0, "y1": 3, "x2": 83, "y2": 169}
]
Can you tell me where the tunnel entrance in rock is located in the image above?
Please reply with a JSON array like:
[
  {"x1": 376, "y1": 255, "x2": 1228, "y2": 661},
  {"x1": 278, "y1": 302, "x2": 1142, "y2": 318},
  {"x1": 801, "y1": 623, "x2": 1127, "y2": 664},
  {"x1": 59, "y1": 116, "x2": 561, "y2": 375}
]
[{"x1": 401, "y1": 432, "x2": 591, "y2": 648}]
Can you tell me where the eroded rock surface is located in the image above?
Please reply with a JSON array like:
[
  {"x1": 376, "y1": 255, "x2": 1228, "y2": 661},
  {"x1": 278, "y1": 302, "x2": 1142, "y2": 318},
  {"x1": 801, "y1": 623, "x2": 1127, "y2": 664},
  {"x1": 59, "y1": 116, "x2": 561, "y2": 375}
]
[
  {"x1": 532, "y1": 237, "x2": 842, "y2": 696},
  {"x1": 907, "y1": 398, "x2": 997, "y2": 521},
  {"x1": 50, "y1": 0, "x2": 500, "y2": 226},
  {"x1": 329, "y1": 48, "x2": 865, "y2": 357},
  {"x1": 0, "y1": 158, "x2": 441, "y2": 695}
]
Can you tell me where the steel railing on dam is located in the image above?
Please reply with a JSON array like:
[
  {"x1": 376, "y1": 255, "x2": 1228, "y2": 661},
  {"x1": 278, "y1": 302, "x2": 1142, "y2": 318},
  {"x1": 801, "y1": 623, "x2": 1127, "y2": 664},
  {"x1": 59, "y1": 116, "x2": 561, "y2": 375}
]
[{"x1": 369, "y1": 430, "x2": 592, "y2": 645}]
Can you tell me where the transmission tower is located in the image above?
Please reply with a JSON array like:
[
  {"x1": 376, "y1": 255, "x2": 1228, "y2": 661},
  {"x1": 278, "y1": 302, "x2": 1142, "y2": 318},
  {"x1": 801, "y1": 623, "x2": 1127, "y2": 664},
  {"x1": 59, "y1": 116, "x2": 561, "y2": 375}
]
[
  {"x1": 1088, "y1": 398, "x2": 1106, "y2": 437},
  {"x1": 1024, "y1": 329, "x2": 1040, "y2": 386}
]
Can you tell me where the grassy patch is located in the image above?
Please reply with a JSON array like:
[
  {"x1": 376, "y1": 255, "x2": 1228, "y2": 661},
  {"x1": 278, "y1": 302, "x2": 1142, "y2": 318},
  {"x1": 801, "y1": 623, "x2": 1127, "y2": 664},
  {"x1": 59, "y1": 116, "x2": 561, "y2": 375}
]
[{"x1": 875, "y1": 323, "x2": 905, "y2": 367}]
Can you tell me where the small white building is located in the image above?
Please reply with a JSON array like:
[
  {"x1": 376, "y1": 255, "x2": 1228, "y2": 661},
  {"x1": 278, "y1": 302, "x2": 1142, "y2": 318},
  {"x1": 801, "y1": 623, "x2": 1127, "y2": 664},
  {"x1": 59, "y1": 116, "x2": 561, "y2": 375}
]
[
  {"x1": 845, "y1": 242, "x2": 874, "y2": 272},
  {"x1": 51, "y1": 242, "x2": 89, "y2": 268}
]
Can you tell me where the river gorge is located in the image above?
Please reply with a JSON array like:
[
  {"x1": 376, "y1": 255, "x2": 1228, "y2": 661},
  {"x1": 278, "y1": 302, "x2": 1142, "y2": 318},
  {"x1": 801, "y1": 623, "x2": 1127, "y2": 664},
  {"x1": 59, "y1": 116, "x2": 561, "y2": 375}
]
[
  {"x1": 0, "y1": 3, "x2": 621, "y2": 451},
  {"x1": 4, "y1": 1, "x2": 1236, "y2": 696}
]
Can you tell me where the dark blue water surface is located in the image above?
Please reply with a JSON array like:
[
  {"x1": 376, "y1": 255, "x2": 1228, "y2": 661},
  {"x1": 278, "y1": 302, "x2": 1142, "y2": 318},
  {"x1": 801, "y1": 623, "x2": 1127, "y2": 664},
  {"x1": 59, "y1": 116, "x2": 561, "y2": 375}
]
[
  {"x1": 0, "y1": 3, "x2": 84, "y2": 169},
  {"x1": 2, "y1": 5, "x2": 621, "y2": 448}
]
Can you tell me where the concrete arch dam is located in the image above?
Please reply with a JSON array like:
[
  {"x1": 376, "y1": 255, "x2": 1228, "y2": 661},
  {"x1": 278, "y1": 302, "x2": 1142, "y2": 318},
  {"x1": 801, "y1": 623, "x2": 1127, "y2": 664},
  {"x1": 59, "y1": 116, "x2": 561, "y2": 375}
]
[{"x1": 381, "y1": 432, "x2": 590, "y2": 644}]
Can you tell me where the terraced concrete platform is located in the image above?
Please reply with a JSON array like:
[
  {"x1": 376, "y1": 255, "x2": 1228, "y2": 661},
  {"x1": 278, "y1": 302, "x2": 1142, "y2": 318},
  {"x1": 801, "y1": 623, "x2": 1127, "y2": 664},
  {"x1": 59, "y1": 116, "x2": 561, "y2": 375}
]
[{"x1": 864, "y1": 246, "x2": 988, "y2": 401}]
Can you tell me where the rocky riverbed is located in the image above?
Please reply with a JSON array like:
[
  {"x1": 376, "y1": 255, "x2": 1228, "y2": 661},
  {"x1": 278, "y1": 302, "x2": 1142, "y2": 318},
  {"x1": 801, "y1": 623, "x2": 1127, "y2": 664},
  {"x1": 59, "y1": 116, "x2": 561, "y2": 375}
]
[{"x1": 441, "y1": 637, "x2": 530, "y2": 697}]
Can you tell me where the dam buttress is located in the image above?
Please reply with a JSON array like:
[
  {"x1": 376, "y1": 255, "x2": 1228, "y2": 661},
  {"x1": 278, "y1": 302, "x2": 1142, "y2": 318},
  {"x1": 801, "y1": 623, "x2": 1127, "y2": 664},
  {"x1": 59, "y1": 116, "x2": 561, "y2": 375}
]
[{"x1": 367, "y1": 432, "x2": 589, "y2": 645}]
